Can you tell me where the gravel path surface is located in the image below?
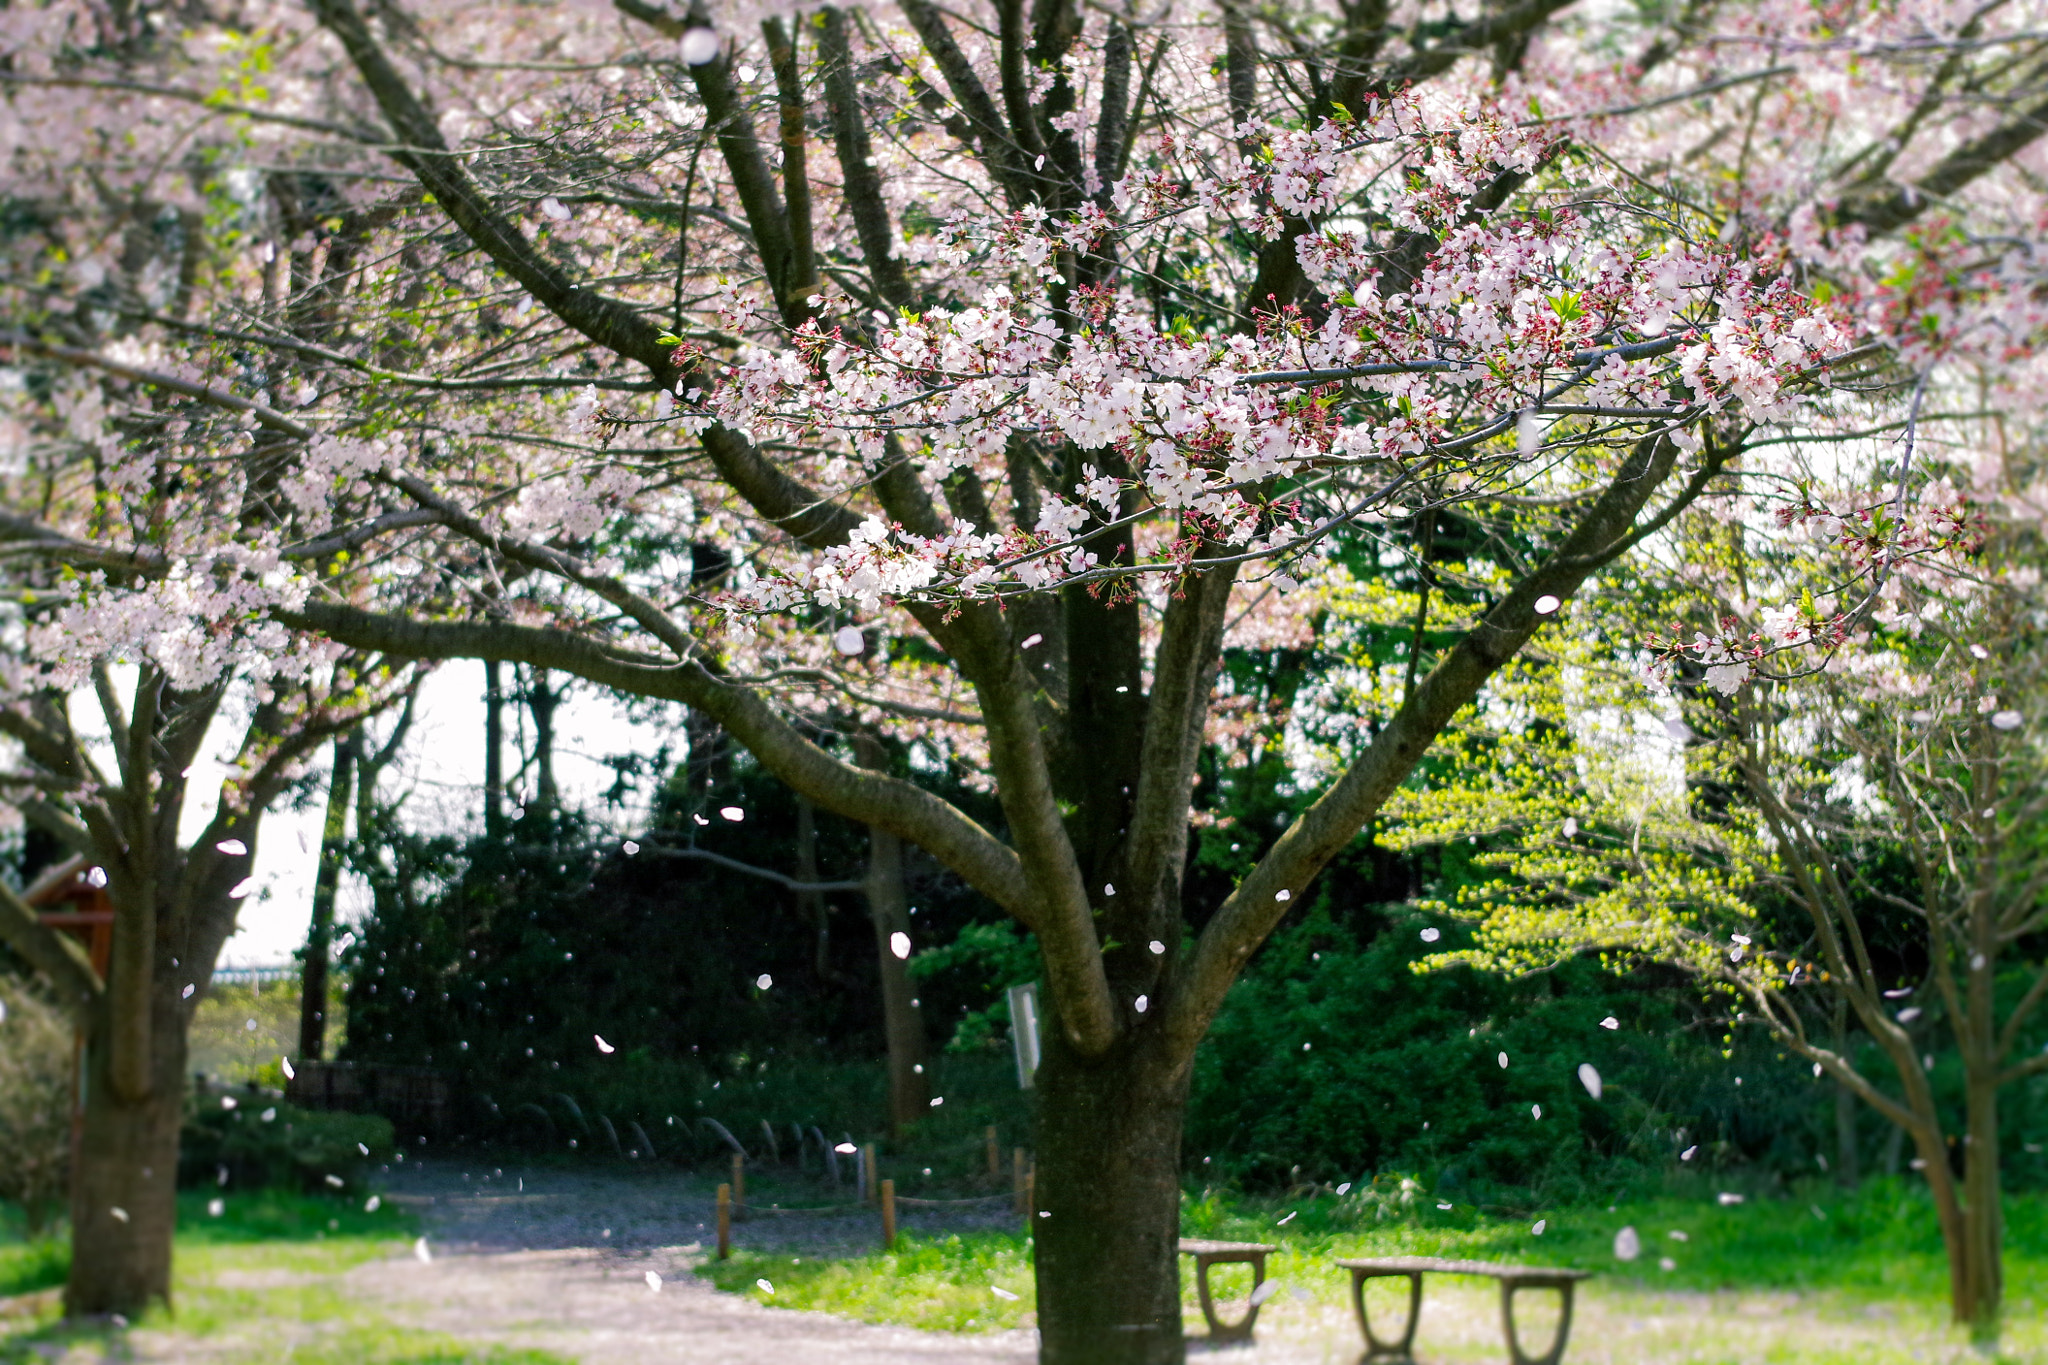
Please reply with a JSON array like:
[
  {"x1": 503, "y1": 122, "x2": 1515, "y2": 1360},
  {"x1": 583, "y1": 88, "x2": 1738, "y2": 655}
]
[{"x1": 340, "y1": 1164, "x2": 1037, "y2": 1364}]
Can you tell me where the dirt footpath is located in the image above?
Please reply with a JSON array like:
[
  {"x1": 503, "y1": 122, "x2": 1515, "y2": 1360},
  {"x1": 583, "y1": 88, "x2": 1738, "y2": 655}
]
[{"x1": 357, "y1": 1165, "x2": 1037, "y2": 1364}]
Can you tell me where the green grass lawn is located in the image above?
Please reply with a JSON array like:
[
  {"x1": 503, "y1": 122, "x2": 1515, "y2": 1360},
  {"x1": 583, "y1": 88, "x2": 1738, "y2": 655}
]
[
  {"x1": 0, "y1": 1191, "x2": 572, "y2": 1365},
  {"x1": 698, "y1": 1175, "x2": 2048, "y2": 1361}
]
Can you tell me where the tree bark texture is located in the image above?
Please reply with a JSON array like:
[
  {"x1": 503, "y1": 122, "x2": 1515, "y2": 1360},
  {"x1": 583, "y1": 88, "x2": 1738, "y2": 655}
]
[
  {"x1": 1032, "y1": 1016, "x2": 1192, "y2": 1365},
  {"x1": 65, "y1": 986, "x2": 189, "y2": 1316}
]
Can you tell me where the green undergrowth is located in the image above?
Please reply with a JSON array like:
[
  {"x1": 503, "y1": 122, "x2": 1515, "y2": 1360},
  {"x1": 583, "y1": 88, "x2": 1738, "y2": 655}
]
[
  {"x1": 698, "y1": 1177, "x2": 2048, "y2": 1340},
  {"x1": 700, "y1": 1230, "x2": 1036, "y2": 1332}
]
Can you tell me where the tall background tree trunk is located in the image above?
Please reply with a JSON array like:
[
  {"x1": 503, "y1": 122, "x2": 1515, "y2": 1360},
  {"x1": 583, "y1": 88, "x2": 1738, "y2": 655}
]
[
  {"x1": 65, "y1": 985, "x2": 188, "y2": 1316},
  {"x1": 855, "y1": 736, "x2": 927, "y2": 1135},
  {"x1": 483, "y1": 659, "x2": 505, "y2": 837},
  {"x1": 1831, "y1": 1000, "x2": 1859, "y2": 1187},
  {"x1": 1033, "y1": 1017, "x2": 1192, "y2": 1365},
  {"x1": 300, "y1": 732, "x2": 358, "y2": 1061}
]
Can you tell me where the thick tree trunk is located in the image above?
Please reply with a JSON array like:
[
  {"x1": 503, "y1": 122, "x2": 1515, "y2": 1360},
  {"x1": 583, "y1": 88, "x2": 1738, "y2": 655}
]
[
  {"x1": 300, "y1": 732, "x2": 357, "y2": 1061},
  {"x1": 1033, "y1": 1020, "x2": 1191, "y2": 1365},
  {"x1": 1959, "y1": 1075, "x2": 2003, "y2": 1341},
  {"x1": 65, "y1": 989, "x2": 189, "y2": 1317}
]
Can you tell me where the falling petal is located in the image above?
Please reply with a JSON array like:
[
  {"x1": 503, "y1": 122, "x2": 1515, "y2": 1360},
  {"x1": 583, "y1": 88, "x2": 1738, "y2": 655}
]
[
  {"x1": 539, "y1": 197, "x2": 571, "y2": 221},
  {"x1": 1534, "y1": 594, "x2": 1562, "y2": 615},
  {"x1": 1578, "y1": 1064, "x2": 1603, "y2": 1100},
  {"x1": 1668, "y1": 1229, "x2": 1688, "y2": 1241},
  {"x1": 623, "y1": 841, "x2": 641, "y2": 855},
  {"x1": 833, "y1": 626, "x2": 866, "y2": 655},
  {"x1": 207, "y1": 1198, "x2": 224, "y2": 1217},
  {"x1": 1103, "y1": 884, "x2": 1115, "y2": 897},
  {"x1": 757, "y1": 1278, "x2": 775, "y2": 1295},
  {"x1": 1420, "y1": 927, "x2": 1440, "y2": 943},
  {"x1": 1148, "y1": 940, "x2": 1165, "y2": 955},
  {"x1": 721, "y1": 807, "x2": 745, "y2": 822},
  {"x1": 1613, "y1": 1226, "x2": 1641, "y2": 1261},
  {"x1": 1517, "y1": 408, "x2": 1540, "y2": 457},
  {"x1": 87, "y1": 866, "x2": 108, "y2": 888},
  {"x1": 1717, "y1": 1192, "x2": 1744, "y2": 1205},
  {"x1": 679, "y1": 27, "x2": 720, "y2": 64},
  {"x1": 1663, "y1": 718, "x2": 1694, "y2": 741},
  {"x1": 1532, "y1": 1219, "x2": 1546, "y2": 1235},
  {"x1": 1897, "y1": 1007, "x2": 1922, "y2": 1023},
  {"x1": 1562, "y1": 817, "x2": 1578, "y2": 837},
  {"x1": 325, "y1": 1174, "x2": 344, "y2": 1188},
  {"x1": 992, "y1": 1286, "x2": 1019, "y2": 1301},
  {"x1": 929, "y1": 1096, "x2": 944, "y2": 1107},
  {"x1": 1600, "y1": 1016, "x2": 1620, "y2": 1030},
  {"x1": 1336, "y1": 1183, "x2": 1351, "y2": 1196},
  {"x1": 281, "y1": 1057, "x2": 296, "y2": 1081},
  {"x1": 1275, "y1": 890, "x2": 1291, "y2": 902},
  {"x1": 756, "y1": 974, "x2": 773, "y2": 990},
  {"x1": 834, "y1": 1143, "x2": 858, "y2": 1154},
  {"x1": 261, "y1": 1108, "x2": 276, "y2": 1122},
  {"x1": 1020, "y1": 634, "x2": 1044, "y2": 650},
  {"x1": 593, "y1": 1035, "x2": 617, "y2": 1054},
  {"x1": 1498, "y1": 1052, "x2": 1509, "y2": 1068},
  {"x1": 110, "y1": 1207, "x2": 129, "y2": 1223},
  {"x1": 365, "y1": 1196, "x2": 381, "y2": 1213},
  {"x1": 216, "y1": 839, "x2": 248, "y2": 856},
  {"x1": 890, "y1": 932, "x2": 912, "y2": 960},
  {"x1": 1249, "y1": 1280, "x2": 1281, "y2": 1306},
  {"x1": 415, "y1": 1237, "x2": 432, "y2": 1263},
  {"x1": 1660, "y1": 1257, "x2": 1676, "y2": 1272},
  {"x1": 1681, "y1": 1146, "x2": 1698, "y2": 1160},
  {"x1": 1436, "y1": 1202, "x2": 1452, "y2": 1210},
  {"x1": 1992, "y1": 710, "x2": 2024, "y2": 731},
  {"x1": 646, "y1": 1271, "x2": 664, "y2": 1292},
  {"x1": 1134, "y1": 995, "x2": 1148, "y2": 1013},
  {"x1": 1532, "y1": 1104, "x2": 1542, "y2": 1120},
  {"x1": 228, "y1": 877, "x2": 257, "y2": 900}
]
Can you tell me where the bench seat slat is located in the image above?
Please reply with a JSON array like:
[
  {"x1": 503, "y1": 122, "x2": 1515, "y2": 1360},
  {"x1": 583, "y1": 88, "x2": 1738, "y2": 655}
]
[
  {"x1": 1334, "y1": 1256, "x2": 1592, "y2": 1282},
  {"x1": 1177, "y1": 1239, "x2": 1278, "y2": 1256}
]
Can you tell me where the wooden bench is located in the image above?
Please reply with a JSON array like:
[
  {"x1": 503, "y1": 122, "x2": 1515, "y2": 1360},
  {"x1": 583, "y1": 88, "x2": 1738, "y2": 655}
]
[
  {"x1": 1334, "y1": 1257, "x2": 1592, "y2": 1365},
  {"x1": 1176, "y1": 1239, "x2": 1277, "y2": 1342}
]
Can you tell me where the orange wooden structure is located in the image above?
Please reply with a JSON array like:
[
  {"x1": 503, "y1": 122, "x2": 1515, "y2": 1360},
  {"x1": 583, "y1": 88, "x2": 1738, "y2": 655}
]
[
  {"x1": 25, "y1": 854, "x2": 115, "y2": 973},
  {"x1": 23, "y1": 855, "x2": 114, "y2": 1162}
]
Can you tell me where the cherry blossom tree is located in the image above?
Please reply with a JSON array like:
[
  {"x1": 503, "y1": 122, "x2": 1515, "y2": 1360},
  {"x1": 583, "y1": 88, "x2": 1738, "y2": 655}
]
[
  {"x1": 1384, "y1": 425, "x2": 2048, "y2": 1341},
  {"x1": 7, "y1": 0, "x2": 2048, "y2": 1349}
]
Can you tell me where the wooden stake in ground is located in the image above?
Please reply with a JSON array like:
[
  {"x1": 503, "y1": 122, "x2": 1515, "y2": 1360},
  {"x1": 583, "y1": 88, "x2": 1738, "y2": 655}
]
[
  {"x1": 986, "y1": 1125, "x2": 1000, "y2": 1179},
  {"x1": 881, "y1": 1179, "x2": 896, "y2": 1250},
  {"x1": 863, "y1": 1144, "x2": 879, "y2": 1205},
  {"x1": 731, "y1": 1153, "x2": 745, "y2": 1218},
  {"x1": 716, "y1": 1183, "x2": 730, "y2": 1260}
]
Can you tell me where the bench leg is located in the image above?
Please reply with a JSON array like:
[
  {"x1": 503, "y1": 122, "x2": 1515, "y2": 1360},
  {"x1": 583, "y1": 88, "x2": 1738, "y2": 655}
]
[
  {"x1": 1193, "y1": 1254, "x2": 1266, "y2": 1343},
  {"x1": 1348, "y1": 1270, "x2": 1422, "y2": 1359},
  {"x1": 1500, "y1": 1281, "x2": 1576, "y2": 1365}
]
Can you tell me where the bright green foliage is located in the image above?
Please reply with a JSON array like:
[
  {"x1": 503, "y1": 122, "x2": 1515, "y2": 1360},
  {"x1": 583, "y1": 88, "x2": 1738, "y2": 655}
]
[
  {"x1": 1372, "y1": 636, "x2": 1764, "y2": 983},
  {"x1": 698, "y1": 1232, "x2": 1036, "y2": 1332}
]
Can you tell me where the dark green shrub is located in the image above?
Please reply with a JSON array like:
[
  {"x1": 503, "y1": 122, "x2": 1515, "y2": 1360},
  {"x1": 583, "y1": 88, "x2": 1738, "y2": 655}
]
[{"x1": 180, "y1": 1092, "x2": 394, "y2": 1194}]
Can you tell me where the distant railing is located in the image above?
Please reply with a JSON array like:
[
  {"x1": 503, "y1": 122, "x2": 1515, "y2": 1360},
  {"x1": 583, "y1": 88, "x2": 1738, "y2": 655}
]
[
  {"x1": 211, "y1": 965, "x2": 301, "y2": 987},
  {"x1": 288, "y1": 1060, "x2": 452, "y2": 1134}
]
